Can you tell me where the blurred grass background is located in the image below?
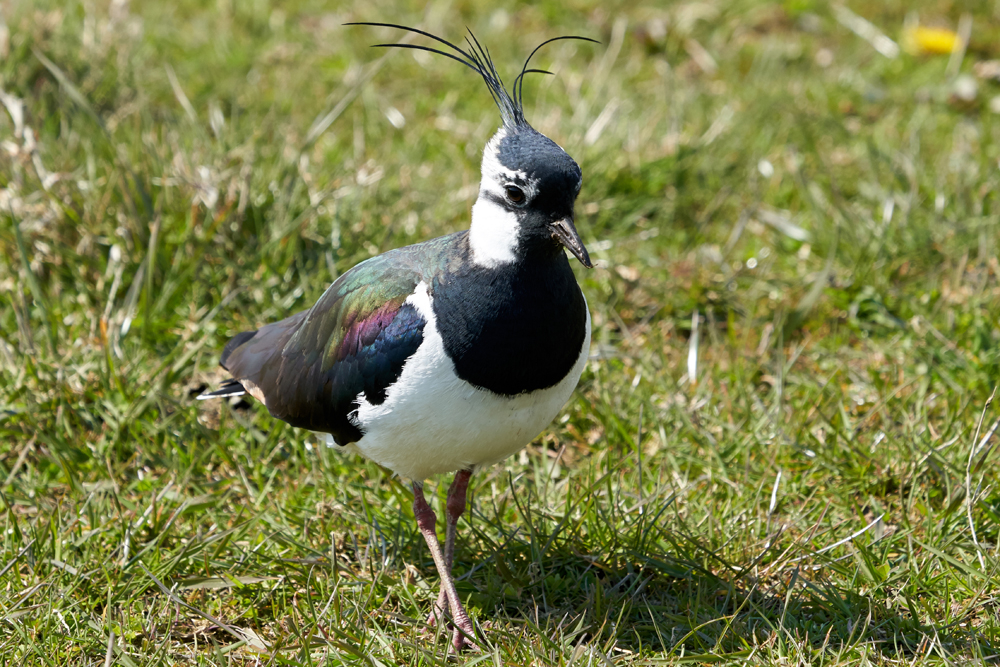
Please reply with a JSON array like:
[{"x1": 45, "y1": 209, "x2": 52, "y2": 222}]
[{"x1": 2, "y1": 0, "x2": 1000, "y2": 664}]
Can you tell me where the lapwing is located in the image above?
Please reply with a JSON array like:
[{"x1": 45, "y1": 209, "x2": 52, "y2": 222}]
[{"x1": 200, "y1": 23, "x2": 595, "y2": 651}]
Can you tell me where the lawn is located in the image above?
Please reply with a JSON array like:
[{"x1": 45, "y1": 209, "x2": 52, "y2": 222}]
[{"x1": 2, "y1": 0, "x2": 999, "y2": 664}]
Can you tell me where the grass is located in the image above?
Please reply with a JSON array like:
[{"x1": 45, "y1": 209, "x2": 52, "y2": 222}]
[{"x1": 2, "y1": 0, "x2": 1000, "y2": 663}]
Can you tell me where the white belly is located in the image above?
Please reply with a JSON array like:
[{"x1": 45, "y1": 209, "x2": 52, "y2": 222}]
[{"x1": 327, "y1": 281, "x2": 590, "y2": 481}]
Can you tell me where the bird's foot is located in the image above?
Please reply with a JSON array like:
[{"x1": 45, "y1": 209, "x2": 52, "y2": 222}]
[
  {"x1": 422, "y1": 597, "x2": 477, "y2": 653},
  {"x1": 451, "y1": 622, "x2": 478, "y2": 653},
  {"x1": 421, "y1": 614, "x2": 477, "y2": 654},
  {"x1": 425, "y1": 588, "x2": 449, "y2": 627},
  {"x1": 447, "y1": 599, "x2": 477, "y2": 652}
]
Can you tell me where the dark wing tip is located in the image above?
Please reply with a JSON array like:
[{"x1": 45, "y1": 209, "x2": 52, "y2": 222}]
[{"x1": 220, "y1": 329, "x2": 258, "y2": 370}]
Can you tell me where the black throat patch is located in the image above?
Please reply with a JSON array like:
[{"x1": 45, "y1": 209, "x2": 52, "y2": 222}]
[{"x1": 431, "y1": 237, "x2": 588, "y2": 396}]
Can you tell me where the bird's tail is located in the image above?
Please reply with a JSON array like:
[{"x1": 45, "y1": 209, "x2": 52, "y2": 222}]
[{"x1": 196, "y1": 380, "x2": 247, "y2": 400}]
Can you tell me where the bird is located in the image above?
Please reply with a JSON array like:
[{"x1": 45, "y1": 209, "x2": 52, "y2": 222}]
[{"x1": 199, "y1": 23, "x2": 596, "y2": 651}]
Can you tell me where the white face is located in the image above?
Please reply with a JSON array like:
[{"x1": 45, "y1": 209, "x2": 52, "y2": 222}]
[{"x1": 468, "y1": 129, "x2": 537, "y2": 268}]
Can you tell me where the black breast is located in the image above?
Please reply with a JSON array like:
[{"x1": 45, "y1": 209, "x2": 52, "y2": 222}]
[{"x1": 431, "y1": 247, "x2": 588, "y2": 396}]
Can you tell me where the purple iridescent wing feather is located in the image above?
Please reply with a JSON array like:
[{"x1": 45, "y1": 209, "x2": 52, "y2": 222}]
[{"x1": 216, "y1": 233, "x2": 462, "y2": 445}]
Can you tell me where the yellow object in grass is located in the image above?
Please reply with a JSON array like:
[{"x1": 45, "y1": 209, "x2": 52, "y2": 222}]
[{"x1": 902, "y1": 25, "x2": 959, "y2": 55}]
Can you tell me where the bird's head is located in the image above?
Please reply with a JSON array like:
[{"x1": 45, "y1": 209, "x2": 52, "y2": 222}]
[
  {"x1": 349, "y1": 23, "x2": 595, "y2": 270},
  {"x1": 471, "y1": 122, "x2": 589, "y2": 269}
]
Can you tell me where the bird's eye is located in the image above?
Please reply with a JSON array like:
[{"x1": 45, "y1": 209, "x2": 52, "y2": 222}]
[{"x1": 505, "y1": 185, "x2": 525, "y2": 205}]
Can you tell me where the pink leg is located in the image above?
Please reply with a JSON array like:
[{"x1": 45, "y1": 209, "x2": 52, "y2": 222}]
[
  {"x1": 412, "y1": 480, "x2": 475, "y2": 652},
  {"x1": 429, "y1": 470, "x2": 473, "y2": 631}
]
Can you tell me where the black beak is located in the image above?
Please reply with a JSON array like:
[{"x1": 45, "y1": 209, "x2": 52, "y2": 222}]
[{"x1": 550, "y1": 217, "x2": 592, "y2": 268}]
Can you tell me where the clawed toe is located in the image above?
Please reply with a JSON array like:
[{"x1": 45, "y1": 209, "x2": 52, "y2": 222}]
[
  {"x1": 425, "y1": 607, "x2": 448, "y2": 629},
  {"x1": 452, "y1": 625, "x2": 478, "y2": 653},
  {"x1": 421, "y1": 611, "x2": 477, "y2": 653}
]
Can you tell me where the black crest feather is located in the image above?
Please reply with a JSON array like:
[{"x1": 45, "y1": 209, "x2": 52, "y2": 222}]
[{"x1": 346, "y1": 22, "x2": 598, "y2": 130}]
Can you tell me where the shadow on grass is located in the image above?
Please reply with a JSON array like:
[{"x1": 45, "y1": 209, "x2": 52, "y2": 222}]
[{"x1": 443, "y1": 522, "x2": 997, "y2": 660}]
